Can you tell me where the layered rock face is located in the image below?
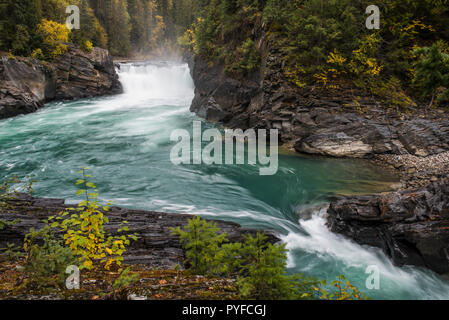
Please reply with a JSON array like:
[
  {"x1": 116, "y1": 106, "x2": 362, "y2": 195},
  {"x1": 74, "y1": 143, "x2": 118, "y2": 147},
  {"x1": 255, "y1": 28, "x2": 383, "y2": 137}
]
[
  {"x1": 0, "y1": 44, "x2": 122, "y2": 120},
  {"x1": 327, "y1": 179, "x2": 449, "y2": 274},
  {"x1": 0, "y1": 194, "x2": 279, "y2": 269},
  {"x1": 187, "y1": 44, "x2": 449, "y2": 159},
  {"x1": 0, "y1": 56, "x2": 48, "y2": 119}
]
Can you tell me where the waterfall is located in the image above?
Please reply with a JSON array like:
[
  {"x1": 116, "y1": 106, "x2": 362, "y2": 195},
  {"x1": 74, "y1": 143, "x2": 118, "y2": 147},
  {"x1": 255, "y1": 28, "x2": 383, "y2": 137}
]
[{"x1": 117, "y1": 62, "x2": 194, "y2": 104}]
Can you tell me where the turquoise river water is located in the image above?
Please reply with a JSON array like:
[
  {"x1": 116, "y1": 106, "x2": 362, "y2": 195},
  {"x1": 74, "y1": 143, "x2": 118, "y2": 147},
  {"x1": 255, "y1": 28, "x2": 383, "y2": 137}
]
[{"x1": 1, "y1": 62, "x2": 448, "y2": 299}]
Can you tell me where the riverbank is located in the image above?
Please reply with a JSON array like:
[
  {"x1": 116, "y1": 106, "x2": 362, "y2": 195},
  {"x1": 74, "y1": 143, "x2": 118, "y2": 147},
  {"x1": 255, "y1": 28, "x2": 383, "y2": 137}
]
[
  {"x1": 373, "y1": 152, "x2": 449, "y2": 190},
  {"x1": 0, "y1": 193, "x2": 279, "y2": 270},
  {"x1": 0, "y1": 193, "x2": 278, "y2": 300},
  {"x1": 0, "y1": 262, "x2": 239, "y2": 300}
]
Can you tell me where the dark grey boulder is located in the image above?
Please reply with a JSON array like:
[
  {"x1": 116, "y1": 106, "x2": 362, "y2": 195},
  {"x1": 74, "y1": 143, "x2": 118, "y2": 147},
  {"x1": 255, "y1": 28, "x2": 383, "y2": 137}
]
[{"x1": 327, "y1": 178, "x2": 449, "y2": 274}]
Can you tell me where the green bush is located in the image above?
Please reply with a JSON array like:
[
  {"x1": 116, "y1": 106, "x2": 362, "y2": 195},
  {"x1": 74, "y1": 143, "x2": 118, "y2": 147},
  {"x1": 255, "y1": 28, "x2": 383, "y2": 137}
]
[
  {"x1": 216, "y1": 242, "x2": 243, "y2": 276},
  {"x1": 235, "y1": 232, "x2": 303, "y2": 300},
  {"x1": 0, "y1": 219, "x2": 23, "y2": 262},
  {"x1": 0, "y1": 219, "x2": 21, "y2": 230},
  {"x1": 0, "y1": 242, "x2": 24, "y2": 261},
  {"x1": 49, "y1": 167, "x2": 138, "y2": 270},
  {"x1": 113, "y1": 267, "x2": 139, "y2": 291},
  {"x1": 172, "y1": 216, "x2": 368, "y2": 300},
  {"x1": 413, "y1": 44, "x2": 449, "y2": 107},
  {"x1": 171, "y1": 216, "x2": 227, "y2": 275},
  {"x1": 23, "y1": 226, "x2": 78, "y2": 288}
]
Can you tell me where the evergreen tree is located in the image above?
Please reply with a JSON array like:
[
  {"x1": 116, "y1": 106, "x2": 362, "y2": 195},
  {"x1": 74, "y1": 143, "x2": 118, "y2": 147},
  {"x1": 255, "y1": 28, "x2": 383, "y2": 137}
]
[
  {"x1": 171, "y1": 216, "x2": 227, "y2": 275},
  {"x1": 0, "y1": 1, "x2": 6, "y2": 50},
  {"x1": 236, "y1": 233, "x2": 297, "y2": 300},
  {"x1": 69, "y1": 0, "x2": 98, "y2": 50},
  {"x1": 128, "y1": 0, "x2": 146, "y2": 51},
  {"x1": 142, "y1": 0, "x2": 156, "y2": 51},
  {"x1": 414, "y1": 44, "x2": 449, "y2": 107},
  {"x1": 223, "y1": 0, "x2": 238, "y2": 14},
  {"x1": 40, "y1": 0, "x2": 70, "y2": 23},
  {"x1": 3, "y1": 0, "x2": 41, "y2": 55},
  {"x1": 105, "y1": 0, "x2": 131, "y2": 56}
]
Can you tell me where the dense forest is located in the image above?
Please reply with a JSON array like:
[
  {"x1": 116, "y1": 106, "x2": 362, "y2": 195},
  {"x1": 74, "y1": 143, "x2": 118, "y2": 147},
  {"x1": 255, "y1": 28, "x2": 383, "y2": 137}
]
[
  {"x1": 180, "y1": 0, "x2": 449, "y2": 107},
  {"x1": 0, "y1": 0, "x2": 204, "y2": 57},
  {"x1": 1, "y1": 0, "x2": 449, "y2": 105}
]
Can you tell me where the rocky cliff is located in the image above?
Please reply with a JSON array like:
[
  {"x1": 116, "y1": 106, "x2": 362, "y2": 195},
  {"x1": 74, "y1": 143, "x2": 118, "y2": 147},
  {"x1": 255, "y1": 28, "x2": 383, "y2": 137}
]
[
  {"x1": 186, "y1": 29, "x2": 449, "y2": 275},
  {"x1": 187, "y1": 39, "x2": 449, "y2": 160},
  {"x1": 327, "y1": 178, "x2": 449, "y2": 274},
  {"x1": 0, "y1": 44, "x2": 122, "y2": 120}
]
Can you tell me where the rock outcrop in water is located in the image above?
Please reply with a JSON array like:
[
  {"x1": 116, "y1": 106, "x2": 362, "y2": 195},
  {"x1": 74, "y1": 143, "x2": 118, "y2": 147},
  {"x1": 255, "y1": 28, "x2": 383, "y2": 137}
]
[
  {"x1": 0, "y1": 194, "x2": 279, "y2": 269},
  {"x1": 327, "y1": 178, "x2": 449, "y2": 274},
  {"x1": 0, "y1": 44, "x2": 122, "y2": 120}
]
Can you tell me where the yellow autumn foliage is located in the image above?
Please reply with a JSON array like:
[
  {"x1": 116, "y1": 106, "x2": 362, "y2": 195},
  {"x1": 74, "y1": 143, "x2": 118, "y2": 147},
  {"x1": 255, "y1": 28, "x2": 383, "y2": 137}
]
[
  {"x1": 401, "y1": 20, "x2": 435, "y2": 38},
  {"x1": 36, "y1": 19, "x2": 70, "y2": 59},
  {"x1": 82, "y1": 40, "x2": 94, "y2": 53},
  {"x1": 327, "y1": 49, "x2": 347, "y2": 66},
  {"x1": 49, "y1": 168, "x2": 138, "y2": 270},
  {"x1": 178, "y1": 17, "x2": 204, "y2": 55}
]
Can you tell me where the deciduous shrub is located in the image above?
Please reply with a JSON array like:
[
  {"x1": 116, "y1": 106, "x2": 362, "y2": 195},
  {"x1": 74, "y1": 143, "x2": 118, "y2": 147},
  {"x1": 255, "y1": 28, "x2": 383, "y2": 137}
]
[
  {"x1": 81, "y1": 40, "x2": 93, "y2": 53},
  {"x1": 49, "y1": 168, "x2": 137, "y2": 270},
  {"x1": 31, "y1": 48, "x2": 45, "y2": 60},
  {"x1": 36, "y1": 19, "x2": 70, "y2": 59}
]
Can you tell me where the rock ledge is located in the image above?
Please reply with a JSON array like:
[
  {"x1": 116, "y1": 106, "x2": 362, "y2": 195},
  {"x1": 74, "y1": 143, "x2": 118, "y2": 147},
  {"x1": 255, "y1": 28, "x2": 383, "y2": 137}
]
[
  {"x1": 0, "y1": 194, "x2": 279, "y2": 269},
  {"x1": 0, "y1": 44, "x2": 122, "y2": 120}
]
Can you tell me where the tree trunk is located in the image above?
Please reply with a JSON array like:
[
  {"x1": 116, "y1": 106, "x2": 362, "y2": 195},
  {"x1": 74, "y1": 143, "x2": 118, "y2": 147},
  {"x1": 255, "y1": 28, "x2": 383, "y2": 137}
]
[{"x1": 428, "y1": 92, "x2": 435, "y2": 110}]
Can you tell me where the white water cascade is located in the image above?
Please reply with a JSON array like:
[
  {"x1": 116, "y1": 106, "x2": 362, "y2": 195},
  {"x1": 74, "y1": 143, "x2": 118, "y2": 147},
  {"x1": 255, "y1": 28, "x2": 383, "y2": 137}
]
[{"x1": 117, "y1": 62, "x2": 195, "y2": 104}]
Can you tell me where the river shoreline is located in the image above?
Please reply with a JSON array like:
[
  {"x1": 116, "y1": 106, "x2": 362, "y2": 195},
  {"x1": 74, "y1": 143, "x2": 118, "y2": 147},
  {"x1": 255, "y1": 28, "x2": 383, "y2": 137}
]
[
  {"x1": 0, "y1": 192, "x2": 278, "y2": 299},
  {"x1": 373, "y1": 152, "x2": 449, "y2": 190},
  {"x1": 0, "y1": 193, "x2": 280, "y2": 271}
]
